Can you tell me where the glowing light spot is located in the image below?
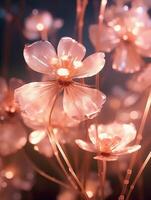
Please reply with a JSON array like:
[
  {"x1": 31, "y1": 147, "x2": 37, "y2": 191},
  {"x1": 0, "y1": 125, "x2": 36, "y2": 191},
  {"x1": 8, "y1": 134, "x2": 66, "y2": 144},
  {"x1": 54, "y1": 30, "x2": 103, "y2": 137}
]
[
  {"x1": 73, "y1": 60, "x2": 83, "y2": 69},
  {"x1": 5, "y1": 171, "x2": 14, "y2": 179},
  {"x1": 57, "y1": 68, "x2": 69, "y2": 76},
  {"x1": 36, "y1": 23, "x2": 44, "y2": 31},
  {"x1": 61, "y1": 55, "x2": 69, "y2": 61},
  {"x1": 114, "y1": 25, "x2": 121, "y2": 32},
  {"x1": 130, "y1": 111, "x2": 141, "y2": 120},
  {"x1": 123, "y1": 35, "x2": 128, "y2": 40},
  {"x1": 51, "y1": 57, "x2": 58, "y2": 65},
  {"x1": 86, "y1": 190, "x2": 94, "y2": 198},
  {"x1": 29, "y1": 130, "x2": 45, "y2": 144},
  {"x1": 34, "y1": 146, "x2": 39, "y2": 151}
]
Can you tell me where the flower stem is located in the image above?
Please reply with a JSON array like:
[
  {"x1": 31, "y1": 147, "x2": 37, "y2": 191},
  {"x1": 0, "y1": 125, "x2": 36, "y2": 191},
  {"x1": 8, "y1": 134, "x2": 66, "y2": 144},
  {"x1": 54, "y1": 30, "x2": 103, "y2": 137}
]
[
  {"x1": 119, "y1": 89, "x2": 151, "y2": 200},
  {"x1": 125, "y1": 152, "x2": 151, "y2": 200}
]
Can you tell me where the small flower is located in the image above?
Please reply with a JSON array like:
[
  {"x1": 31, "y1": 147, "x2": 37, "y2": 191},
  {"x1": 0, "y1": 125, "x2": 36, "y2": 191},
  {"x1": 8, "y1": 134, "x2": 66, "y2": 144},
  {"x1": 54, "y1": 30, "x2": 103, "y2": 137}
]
[
  {"x1": 24, "y1": 9, "x2": 63, "y2": 40},
  {"x1": 76, "y1": 122, "x2": 141, "y2": 161},
  {"x1": 0, "y1": 78, "x2": 27, "y2": 156},
  {"x1": 89, "y1": 4, "x2": 151, "y2": 73},
  {"x1": 15, "y1": 37, "x2": 106, "y2": 122}
]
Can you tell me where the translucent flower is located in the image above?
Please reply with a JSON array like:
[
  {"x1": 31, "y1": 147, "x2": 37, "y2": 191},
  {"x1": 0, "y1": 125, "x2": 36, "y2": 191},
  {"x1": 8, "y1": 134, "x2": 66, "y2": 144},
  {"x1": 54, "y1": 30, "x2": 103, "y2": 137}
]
[
  {"x1": 2, "y1": 152, "x2": 35, "y2": 191},
  {"x1": 15, "y1": 37, "x2": 106, "y2": 122},
  {"x1": 89, "y1": 4, "x2": 151, "y2": 73},
  {"x1": 24, "y1": 9, "x2": 63, "y2": 40},
  {"x1": 76, "y1": 122, "x2": 141, "y2": 161},
  {"x1": 0, "y1": 78, "x2": 27, "y2": 156},
  {"x1": 127, "y1": 64, "x2": 151, "y2": 93}
]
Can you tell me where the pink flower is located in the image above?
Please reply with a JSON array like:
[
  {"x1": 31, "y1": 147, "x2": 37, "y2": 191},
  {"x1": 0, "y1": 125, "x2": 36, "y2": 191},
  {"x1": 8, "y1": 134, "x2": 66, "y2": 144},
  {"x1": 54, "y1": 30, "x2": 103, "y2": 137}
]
[
  {"x1": 89, "y1": 4, "x2": 151, "y2": 73},
  {"x1": 15, "y1": 37, "x2": 106, "y2": 122},
  {"x1": 0, "y1": 78, "x2": 27, "y2": 156},
  {"x1": 127, "y1": 64, "x2": 151, "y2": 93},
  {"x1": 76, "y1": 122, "x2": 141, "y2": 161},
  {"x1": 24, "y1": 9, "x2": 63, "y2": 40}
]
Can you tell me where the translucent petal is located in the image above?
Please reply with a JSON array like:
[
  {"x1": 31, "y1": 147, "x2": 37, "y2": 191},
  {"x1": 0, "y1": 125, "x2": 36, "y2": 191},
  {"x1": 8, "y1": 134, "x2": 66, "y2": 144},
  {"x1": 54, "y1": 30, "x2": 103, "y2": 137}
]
[
  {"x1": 73, "y1": 52, "x2": 105, "y2": 78},
  {"x1": 113, "y1": 145, "x2": 141, "y2": 155},
  {"x1": 113, "y1": 42, "x2": 143, "y2": 73},
  {"x1": 57, "y1": 37, "x2": 86, "y2": 61},
  {"x1": 24, "y1": 41, "x2": 57, "y2": 76},
  {"x1": 135, "y1": 29, "x2": 151, "y2": 57},
  {"x1": 14, "y1": 81, "x2": 59, "y2": 124},
  {"x1": 89, "y1": 24, "x2": 120, "y2": 52},
  {"x1": 94, "y1": 155, "x2": 118, "y2": 161},
  {"x1": 88, "y1": 124, "x2": 97, "y2": 144},
  {"x1": 63, "y1": 83, "x2": 106, "y2": 121},
  {"x1": 0, "y1": 118, "x2": 27, "y2": 156},
  {"x1": 75, "y1": 139, "x2": 96, "y2": 153}
]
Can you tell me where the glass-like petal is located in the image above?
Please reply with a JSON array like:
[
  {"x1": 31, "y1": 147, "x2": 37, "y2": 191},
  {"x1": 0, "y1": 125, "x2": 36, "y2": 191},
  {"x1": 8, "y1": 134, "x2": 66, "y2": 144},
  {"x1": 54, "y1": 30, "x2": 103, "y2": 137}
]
[
  {"x1": 75, "y1": 139, "x2": 96, "y2": 152},
  {"x1": 113, "y1": 145, "x2": 141, "y2": 155},
  {"x1": 57, "y1": 37, "x2": 86, "y2": 61},
  {"x1": 113, "y1": 42, "x2": 143, "y2": 73},
  {"x1": 88, "y1": 124, "x2": 97, "y2": 144},
  {"x1": 14, "y1": 82, "x2": 60, "y2": 124},
  {"x1": 89, "y1": 24, "x2": 120, "y2": 52},
  {"x1": 24, "y1": 41, "x2": 57, "y2": 76},
  {"x1": 135, "y1": 29, "x2": 151, "y2": 57},
  {"x1": 74, "y1": 52, "x2": 105, "y2": 78},
  {"x1": 0, "y1": 118, "x2": 27, "y2": 156},
  {"x1": 63, "y1": 83, "x2": 106, "y2": 121},
  {"x1": 94, "y1": 155, "x2": 118, "y2": 161}
]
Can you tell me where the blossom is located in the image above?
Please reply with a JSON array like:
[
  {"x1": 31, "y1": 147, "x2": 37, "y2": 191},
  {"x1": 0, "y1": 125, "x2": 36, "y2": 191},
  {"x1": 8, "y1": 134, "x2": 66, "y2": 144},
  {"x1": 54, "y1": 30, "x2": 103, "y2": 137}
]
[
  {"x1": 0, "y1": 78, "x2": 27, "y2": 156},
  {"x1": 24, "y1": 9, "x2": 63, "y2": 40},
  {"x1": 15, "y1": 37, "x2": 106, "y2": 123},
  {"x1": 89, "y1": 4, "x2": 151, "y2": 73},
  {"x1": 76, "y1": 122, "x2": 141, "y2": 161},
  {"x1": 127, "y1": 64, "x2": 151, "y2": 93}
]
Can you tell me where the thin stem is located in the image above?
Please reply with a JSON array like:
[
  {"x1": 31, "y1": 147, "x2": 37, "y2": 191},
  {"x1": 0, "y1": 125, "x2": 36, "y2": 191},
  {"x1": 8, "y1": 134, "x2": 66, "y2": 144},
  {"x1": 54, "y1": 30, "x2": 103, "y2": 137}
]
[
  {"x1": 125, "y1": 152, "x2": 151, "y2": 200},
  {"x1": 102, "y1": 160, "x2": 107, "y2": 200},
  {"x1": 46, "y1": 90, "x2": 89, "y2": 200},
  {"x1": 26, "y1": 151, "x2": 72, "y2": 190},
  {"x1": 76, "y1": 0, "x2": 88, "y2": 43},
  {"x1": 98, "y1": 0, "x2": 107, "y2": 32},
  {"x1": 119, "y1": 89, "x2": 151, "y2": 200}
]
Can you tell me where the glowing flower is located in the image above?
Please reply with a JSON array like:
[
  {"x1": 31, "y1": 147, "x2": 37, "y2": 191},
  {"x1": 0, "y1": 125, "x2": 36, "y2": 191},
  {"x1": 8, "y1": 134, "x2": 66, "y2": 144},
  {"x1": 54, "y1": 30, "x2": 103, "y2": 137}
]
[
  {"x1": 24, "y1": 9, "x2": 63, "y2": 40},
  {"x1": 76, "y1": 122, "x2": 141, "y2": 161},
  {"x1": 89, "y1": 4, "x2": 151, "y2": 73},
  {"x1": 0, "y1": 78, "x2": 27, "y2": 156},
  {"x1": 15, "y1": 37, "x2": 106, "y2": 123},
  {"x1": 127, "y1": 64, "x2": 151, "y2": 93}
]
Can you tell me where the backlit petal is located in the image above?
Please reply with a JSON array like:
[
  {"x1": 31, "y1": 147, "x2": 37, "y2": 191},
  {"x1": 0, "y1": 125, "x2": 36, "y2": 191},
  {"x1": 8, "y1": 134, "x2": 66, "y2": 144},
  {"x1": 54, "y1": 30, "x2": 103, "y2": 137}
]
[
  {"x1": 89, "y1": 24, "x2": 120, "y2": 52},
  {"x1": 74, "y1": 52, "x2": 105, "y2": 78},
  {"x1": 75, "y1": 139, "x2": 96, "y2": 153},
  {"x1": 94, "y1": 155, "x2": 118, "y2": 161},
  {"x1": 113, "y1": 42, "x2": 143, "y2": 73},
  {"x1": 63, "y1": 83, "x2": 106, "y2": 121},
  {"x1": 24, "y1": 41, "x2": 57, "y2": 76},
  {"x1": 113, "y1": 145, "x2": 141, "y2": 155},
  {"x1": 14, "y1": 81, "x2": 60, "y2": 125},
  {"x1": 57, "y1": 37, "x2": 86, "y2": 61}
]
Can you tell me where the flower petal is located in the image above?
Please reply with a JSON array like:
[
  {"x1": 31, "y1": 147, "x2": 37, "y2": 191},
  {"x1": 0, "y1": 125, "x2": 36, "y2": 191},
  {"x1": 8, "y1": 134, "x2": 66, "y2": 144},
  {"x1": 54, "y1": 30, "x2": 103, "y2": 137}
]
[
  {"x1": 24, "y1": 41, "x2": 57, "y2": 76},
  {"x1": 75, "y1": 139, "x2": 96, "y2": 153},
  {"x1": 74, "y1": 52, "x2": 105, "y2": 78},
  {"x1": 63, "y1": 83, "x2": 106, "y2": 121},
  {"x1": 57, "y1": 37, "x2": 86, "y2": 61},
  {"x1": 88, "y1": 124, "x2": 97, "y2": 144},
  {"x1": 135, "y1": 29, "x2": 151, "y2": 57},
  {"x1": 113, "y1": 42, "x2": 143, "y2": 73},
  {"x1": 89, "y1": 24, "x2": 120, "y2": 52},
  {"x1": 94, "y1": 155, "x2": 118, "y2": 161},
  {"x1": 14, "y1": 81, "x2": 59, "y2": 125},
  {"x1": 113, "y1": 145, "x2": 141, "y2": 156}
]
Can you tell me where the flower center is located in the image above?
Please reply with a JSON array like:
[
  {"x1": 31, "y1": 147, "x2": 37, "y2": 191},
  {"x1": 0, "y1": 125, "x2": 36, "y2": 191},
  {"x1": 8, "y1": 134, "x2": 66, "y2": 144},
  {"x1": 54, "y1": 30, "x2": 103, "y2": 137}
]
[{"x1": 57, "y1": 68, "x2": 70, "y2": 77}]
